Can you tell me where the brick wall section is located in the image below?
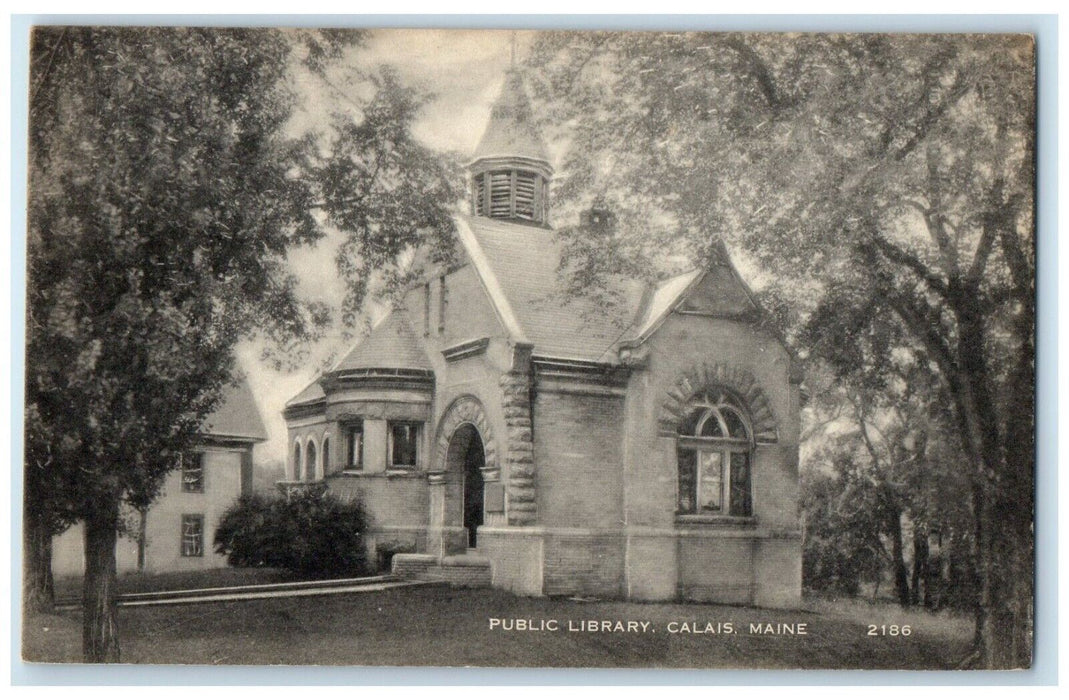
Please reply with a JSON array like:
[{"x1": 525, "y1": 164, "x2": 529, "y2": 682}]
[
  {"x1": 753, "y1": 534, "x2": 803, "y2": 607},
  {"x1": 543, "y1": 534, "x2": 625, "y2": 598},
  {"x1": 533, "y1": 391, "x2": 624, "y2": 529},
  {"x1": 678, "y1": 535, "x2": 756, "y2": 604},
  {"x1": 501, "y1": 371, "x2": 536, "y2": 525},
  {"x1": 391, "y1": 553, "x2": 436, "y2": 578},
  {"x1": 626, "y1": 315, "x2": 801, "y2": 532},
  {"x1": 478, "y1": 529, "x2": 543, "y2": 596},
  {"x1": 392, "y1": 553, "x2": 491, "y2": 587},
  {"x1": 326, "y1": 473, "x2": 428, "y2": 530}
]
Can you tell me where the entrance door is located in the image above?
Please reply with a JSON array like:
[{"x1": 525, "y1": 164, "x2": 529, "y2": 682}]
[{"x1": 462, "y1": 432, "x2": 485, "y2": 548}]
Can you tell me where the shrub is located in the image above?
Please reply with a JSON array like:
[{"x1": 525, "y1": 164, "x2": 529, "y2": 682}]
[{"x1": 214, "y1": 490, "x2": 369, "y2": 577}]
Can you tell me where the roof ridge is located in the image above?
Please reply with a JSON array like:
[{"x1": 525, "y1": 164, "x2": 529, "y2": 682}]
[{"x1": 454, "y1": 215, "x2": 530, "y2": 344}]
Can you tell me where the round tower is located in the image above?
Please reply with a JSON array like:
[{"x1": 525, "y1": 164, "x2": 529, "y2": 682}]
[{"x1": 468, "y1": 70, "x2": 553, "y2": 226}]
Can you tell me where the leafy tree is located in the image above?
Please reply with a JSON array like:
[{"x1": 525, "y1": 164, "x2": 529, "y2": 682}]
[
  {"x1": 802, "y1": 359, "x2": 975, "y2": 609},
  {"x1": 801, "y1": 461, "x2": 884, "y2": 598},
  {"x1": 26, "y1": 27, "x2": 457, "y2": 661},
  {"x1": 527, "y1": 32, "x2": 1034, "y2": 668}
]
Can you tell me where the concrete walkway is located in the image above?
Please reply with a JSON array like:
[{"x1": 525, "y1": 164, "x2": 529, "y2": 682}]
[{"x1": 55, "y1": 575, "x2": 432, "y2": 611}]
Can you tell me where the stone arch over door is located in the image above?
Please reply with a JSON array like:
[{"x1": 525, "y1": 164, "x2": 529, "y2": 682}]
[
  {"x1": 658, "y1": 362, "x2": 780, "y2": 443},
  {"x1": 433, "y1": 395, "x2": 498, "y2": 479},
  {"x1": 427, "y1": 395, "x2": 499, "y2": 555}
]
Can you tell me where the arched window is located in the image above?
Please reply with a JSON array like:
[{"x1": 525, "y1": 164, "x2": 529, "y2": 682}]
[
  {"x1": 305, "y1": 440, "x2": 318, "y2": 482},
  {"x1": 293, "y1": 442, "x2": 302, "y2": 481},
  {"x1": 677, "y1": 390, "x2": 753, "y2": 517},
  {"x1": 322, "y1": 436, "x2": 330, "y2": 475}
]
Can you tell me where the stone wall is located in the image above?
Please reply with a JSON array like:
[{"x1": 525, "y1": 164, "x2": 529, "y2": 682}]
[{"x1": 501, "y1": 371, "x2": 536, "y2": 525}]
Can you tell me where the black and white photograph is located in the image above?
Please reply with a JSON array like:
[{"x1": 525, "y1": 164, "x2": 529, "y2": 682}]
[{"x1": 19, "y1": 24, "x2": 1038, "y2": 672}]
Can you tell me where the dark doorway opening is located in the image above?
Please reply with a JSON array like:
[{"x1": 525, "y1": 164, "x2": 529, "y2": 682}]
[{"x1": 461, "y1": 428, "x2": 485, "y2": 548}]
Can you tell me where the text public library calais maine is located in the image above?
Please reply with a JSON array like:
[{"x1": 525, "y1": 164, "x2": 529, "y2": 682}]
[{"x1": 282, "y1": 68, "x2": 803, "y2": 606}]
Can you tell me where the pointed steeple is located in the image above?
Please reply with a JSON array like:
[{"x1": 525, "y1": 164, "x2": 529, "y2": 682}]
[
  {"x1": 472, "y1": 70, "x2": 552, "y2": 166},
  {"x1": 469, "y1": 69, "x2": 553, "y2": 226}
]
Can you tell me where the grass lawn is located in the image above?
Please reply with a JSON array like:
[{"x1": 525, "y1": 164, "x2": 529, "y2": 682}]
[{"x1": 24, "y1": 583, "x2": 973, "y2": 669}]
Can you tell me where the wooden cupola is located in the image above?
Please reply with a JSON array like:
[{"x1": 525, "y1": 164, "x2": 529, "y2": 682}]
[{"x1": 468, "y1": 70, "x2": 553, "y2": 226}]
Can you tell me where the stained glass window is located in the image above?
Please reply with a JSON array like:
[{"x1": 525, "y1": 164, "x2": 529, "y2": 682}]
[{"x1": 677, "y1": 390, "x2": 753, "y2": 517}]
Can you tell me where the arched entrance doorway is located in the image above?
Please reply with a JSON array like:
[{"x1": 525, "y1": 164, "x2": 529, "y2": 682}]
[{"x1": 445, "y1": 423, "x2": 485, "y2": 548}]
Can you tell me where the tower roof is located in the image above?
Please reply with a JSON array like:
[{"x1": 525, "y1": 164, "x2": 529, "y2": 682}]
[
  {"x1": 471, "y1": 70, "x2": 551, "y2": 167},
  {"x1": 332, "y1": 312, "x2": 432, "y2": 373}
]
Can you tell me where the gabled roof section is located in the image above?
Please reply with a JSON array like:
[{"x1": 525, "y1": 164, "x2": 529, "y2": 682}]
[
  {"x1": 456, "y1": 214, "x2": 645, "y2": 361},
  {"x1": 629, "y1": 269, "x2": 704, "y2": 340},
  {"x1": 332, "y1": 311, "x2": 432, "y2": 373},
  {"x1": 471, "y1": 70, "x2": 552, "y2": 166},
  {"x1": 202, "y1": 376, "x2": 268, "y2": 442},
  {"x1": 622, "y1": 241, "x2": 764, "y2": 348}
]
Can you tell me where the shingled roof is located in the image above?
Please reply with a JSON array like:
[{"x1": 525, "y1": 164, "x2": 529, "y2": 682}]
[
  {"x1": 201, "y1": 376, "x2": 268, "y2": 442},
  {"x1": 456, "y1": 214, "x2": 646, "y2": 361},
  {"x1": 332, "y1": 312, "x2": 432, "y2": 373},
  {"x1": 285, "y1": 378, "x2": 325, "y2": 408},
  {"x1": 471, "y1": 70, "x2": 552, "y2": 166}
]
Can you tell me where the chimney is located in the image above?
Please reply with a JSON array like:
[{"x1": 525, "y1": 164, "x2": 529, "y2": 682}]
[{"x1": 580, "y1": 207, "x2": 616, "y2": 233}]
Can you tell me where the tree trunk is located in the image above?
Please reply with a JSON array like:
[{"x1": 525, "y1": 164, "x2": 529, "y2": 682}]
[
  {"x1": 136, "y1": 509, "x2": 147, "y2": 572},
  {"x1": 82, "y1": 501, "x2": 120, "y2": 663},
  {"x1": 972, "y1": 477, "x2": 1033, "y2": 669},
  {"x1": 23, "y1": 508, "x2": 55, "y2": 614},
  {"x1": 965, "y1": 341, "x2": 1033, "y2": 669},
  {"x1": 886, "y1": 503, "x2": 911, "y2": 607},
  {"x1": 911, "y1": 527, "x2": 929, "y2": 607},
  {"x1": 947, "y1": 299, "x2": 1033, "y2": 669},
  {"x1": 891, "y1": 530, "x2": 911, "y2": 607}
]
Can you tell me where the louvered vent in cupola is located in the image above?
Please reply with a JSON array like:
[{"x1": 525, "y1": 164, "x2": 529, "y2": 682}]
[
  {"x1": 489, "y1": 171, "x2": 512, "y2": 218},
  {"x1": 514, "y1": 171, "x2": 537, "y2": 220},
  {"x1": 470, "y1": 168, "x2": 549, "y2": 225},
  {"x1": 473, "y1": 175, "x2": 486, "y2": 216}
]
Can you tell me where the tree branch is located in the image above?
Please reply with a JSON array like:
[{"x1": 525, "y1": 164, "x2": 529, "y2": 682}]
[
  {"x1": 892, "y1": 67, "x2": 973, "y2": 163},
  {"x1": 723, "y1": 36, "x2": 784, "y2": 115},
  {"x1": 868, "y1": 235, "x2": 950, "y2": 298}
]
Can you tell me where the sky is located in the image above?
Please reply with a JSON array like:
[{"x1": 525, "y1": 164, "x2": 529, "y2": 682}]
[{"x1": 239, "y1": 29, "x2": 539, "y2": 461}]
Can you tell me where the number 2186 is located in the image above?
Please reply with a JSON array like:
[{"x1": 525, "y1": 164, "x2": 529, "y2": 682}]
[{"x1": 867, "y1": 624, "x2": 911, "y2": 636}]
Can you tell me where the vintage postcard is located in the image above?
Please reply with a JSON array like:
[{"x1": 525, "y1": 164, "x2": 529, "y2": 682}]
[{"x1": 21, "y1": 26, "x2": 1037, "y2": 672}]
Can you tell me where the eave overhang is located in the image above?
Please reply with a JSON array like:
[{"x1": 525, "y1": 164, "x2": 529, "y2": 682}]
[
  {"x1": 531, "y1": 355, "x2": 631, "y2": 389},
  {"x1": 321, "y1": 367, "x2": 435, "y2": 394}
]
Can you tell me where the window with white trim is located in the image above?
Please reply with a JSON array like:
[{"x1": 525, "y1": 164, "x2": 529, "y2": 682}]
[
  {"x1": 181, "y1": 514, "x2": 204, "y2": 557},
  {"x1": 676, "y1": 390, "x2": 753, "y2": 517},
  {"x1": 345, "y1": 421, "x2": 364, "y2": 471},
  {"x1": 181, "y1": 452, "x2": 204, "y2": 493},
  {"x1": 388, "y1": 421, "x2": 420, "y2": 470}
]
